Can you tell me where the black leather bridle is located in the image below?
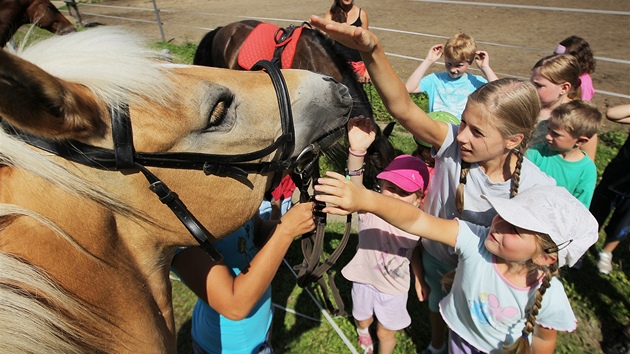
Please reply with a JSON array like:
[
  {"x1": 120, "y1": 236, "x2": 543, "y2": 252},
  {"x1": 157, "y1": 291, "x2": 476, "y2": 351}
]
[{"x1": 1, "y1": 59, "x2": 332, "y2": 262}]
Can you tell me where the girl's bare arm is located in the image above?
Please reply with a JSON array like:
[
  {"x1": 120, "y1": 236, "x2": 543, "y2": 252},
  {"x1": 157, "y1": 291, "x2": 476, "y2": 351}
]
[
  {"x1": 315, "y1": 171, "x2": 458, "y2": 247},
  {"x1": 531, "y1": 325, "x2": 558, "y2": 354}
]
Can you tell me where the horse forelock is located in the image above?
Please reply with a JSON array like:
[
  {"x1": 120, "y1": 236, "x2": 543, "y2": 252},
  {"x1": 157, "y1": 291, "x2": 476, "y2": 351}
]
[{"x1": 15, "y1": 27, "x2": 174, "y2": 110}]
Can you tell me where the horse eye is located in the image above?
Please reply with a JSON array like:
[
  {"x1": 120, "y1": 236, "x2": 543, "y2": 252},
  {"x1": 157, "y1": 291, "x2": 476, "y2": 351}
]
[{"x1": 208, "y1": 96, "x2": 233, "y2": 127}]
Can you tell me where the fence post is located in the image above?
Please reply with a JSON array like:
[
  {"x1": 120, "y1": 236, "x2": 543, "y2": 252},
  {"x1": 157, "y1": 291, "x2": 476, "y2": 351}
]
[{"x1": 150, "y1": 0, "x2": 166, "y2": 42}]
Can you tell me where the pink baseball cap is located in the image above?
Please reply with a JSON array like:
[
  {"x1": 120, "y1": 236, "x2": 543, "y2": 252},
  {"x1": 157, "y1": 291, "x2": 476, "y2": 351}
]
[{"x1": 377, "y1": 155, "x2": 430, "y2": 193}]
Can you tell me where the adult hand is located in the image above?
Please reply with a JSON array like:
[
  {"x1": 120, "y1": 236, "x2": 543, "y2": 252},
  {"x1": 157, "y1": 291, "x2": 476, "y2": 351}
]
[{"x1": 310, "y1": 15, "x2": 377, "y2": 53}]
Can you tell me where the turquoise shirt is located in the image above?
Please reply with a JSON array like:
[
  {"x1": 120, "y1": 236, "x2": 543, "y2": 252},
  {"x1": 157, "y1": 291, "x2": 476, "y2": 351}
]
[
  {"x1": 419, "y1": 72, "x2": 487, "y2": 119},
  {"x1": 183, "y1": 219, "x2": 273, "y2": 354},
  {"x1": 526, "y1": 143, "x2": 597, "y2": 207}
]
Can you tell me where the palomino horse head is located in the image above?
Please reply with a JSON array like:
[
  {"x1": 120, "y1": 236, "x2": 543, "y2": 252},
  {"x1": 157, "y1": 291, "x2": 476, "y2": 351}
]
[
  {"x1": 194, "y1": 20, "x2": 396, "y2": 191},
  {"x1": 0, "y1": 0, "x2": 75, "y2": 47},
  {"x1": 0, "y1": 27, "x2": 351, "y2": 353}
]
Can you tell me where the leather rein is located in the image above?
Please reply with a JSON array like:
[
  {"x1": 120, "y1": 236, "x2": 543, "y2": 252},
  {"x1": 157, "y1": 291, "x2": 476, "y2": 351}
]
[
  {"x1": 265, "y1": 24, "x2": 352, "y2": 316},
  {"x1": 1, "y1": 59, "x2": 331, "y2": 263}
]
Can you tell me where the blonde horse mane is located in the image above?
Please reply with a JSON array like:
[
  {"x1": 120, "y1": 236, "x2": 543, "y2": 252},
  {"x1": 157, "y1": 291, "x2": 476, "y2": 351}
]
[
  {"x1": 0, "y1": 251, "x2": 110, "y2": 354},
  {"x1": 15, "y1": 26, "x2": 174, "y2": 110},
  {"x1": 0, "y1": 28, "x2": 181, "y2": 352}
]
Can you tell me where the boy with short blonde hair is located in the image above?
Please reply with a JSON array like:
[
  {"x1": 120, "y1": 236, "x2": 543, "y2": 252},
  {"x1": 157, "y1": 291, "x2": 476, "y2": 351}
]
[
  {"x1": 405, "y1": 32, "x2": 498, "y2": 119},
  {"x1": 526, "y1": 100, "x2": 603, "y2": 207}
]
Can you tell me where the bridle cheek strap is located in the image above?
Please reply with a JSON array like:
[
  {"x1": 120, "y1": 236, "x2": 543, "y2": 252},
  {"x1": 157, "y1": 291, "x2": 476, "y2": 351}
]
[
  {"x1": 110, "y1": 103, "x2": 224, "y2": 262},
  {"x1": 111, "y1": 104, "x2": 134, "y2": 170},
  {"x1": 136, "y1": 163, "x2": 224, "y2": 262}
]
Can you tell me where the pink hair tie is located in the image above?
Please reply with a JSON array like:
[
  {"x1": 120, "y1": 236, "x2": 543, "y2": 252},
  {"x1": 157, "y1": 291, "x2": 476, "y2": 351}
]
[
  {"x1": 554, "y1": 44, "x2": 566, "y2": 54},
  {"x1": 349, "y1": 148, "x2": 367, "y2": 157}
]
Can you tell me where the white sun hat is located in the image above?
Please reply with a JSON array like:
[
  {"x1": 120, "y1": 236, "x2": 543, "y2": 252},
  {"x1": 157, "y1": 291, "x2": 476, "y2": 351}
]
[{"x1": 482, "y1": 185, "x2": 598, "y2": 268}]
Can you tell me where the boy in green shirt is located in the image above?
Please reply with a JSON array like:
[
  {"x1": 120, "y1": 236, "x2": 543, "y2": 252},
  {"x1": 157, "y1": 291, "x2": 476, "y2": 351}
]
[{"x1": 526, "y1": 100, "x2": 602, "y2": 207}]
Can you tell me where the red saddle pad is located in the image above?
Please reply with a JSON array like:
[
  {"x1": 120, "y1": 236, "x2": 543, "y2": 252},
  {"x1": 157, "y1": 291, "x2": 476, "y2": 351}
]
[{"x1": 238, "y1": 23, "x2": 303, "y2": 70}]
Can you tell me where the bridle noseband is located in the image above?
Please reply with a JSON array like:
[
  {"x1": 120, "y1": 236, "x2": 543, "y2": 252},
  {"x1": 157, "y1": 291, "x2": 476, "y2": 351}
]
[{"x1": 2, "y1": 59, "x2": 331, "y2": 262}]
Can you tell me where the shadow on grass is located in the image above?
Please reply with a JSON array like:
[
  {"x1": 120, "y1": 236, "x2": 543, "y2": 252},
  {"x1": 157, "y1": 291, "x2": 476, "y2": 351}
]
[
  {"x1": 559, "y1": 241, "x2": 630, "y2": 353},
  {"x1": 271, "y1": 225, "x2": 357, "y2": 352}
]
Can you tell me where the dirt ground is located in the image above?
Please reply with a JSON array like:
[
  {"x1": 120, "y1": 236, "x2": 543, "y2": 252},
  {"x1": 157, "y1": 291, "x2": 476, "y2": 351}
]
[{"x1": 67, "y1": 0, "x2": 629, "y2": 119}]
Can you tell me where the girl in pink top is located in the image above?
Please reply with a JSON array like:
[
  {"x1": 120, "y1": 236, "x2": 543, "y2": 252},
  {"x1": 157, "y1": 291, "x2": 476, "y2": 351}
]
[
  {"x1": 344, "y1": 116, "x2": 430, "y2": 354},
  {"x1": 554, "y1": 36, "x2": 596, "y2": 101}
]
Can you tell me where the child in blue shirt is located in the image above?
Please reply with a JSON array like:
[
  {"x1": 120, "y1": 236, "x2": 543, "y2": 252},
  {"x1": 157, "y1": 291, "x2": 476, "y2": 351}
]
[
  {"x1": 526, "y1": 100, "x2": 602, "y2": 207},
  {"x1": 405, "y1": 32, "x2": 498, "y2": 119},
  {"x1": 171, "y1": 202, "x2": 314, "y2": 354}
]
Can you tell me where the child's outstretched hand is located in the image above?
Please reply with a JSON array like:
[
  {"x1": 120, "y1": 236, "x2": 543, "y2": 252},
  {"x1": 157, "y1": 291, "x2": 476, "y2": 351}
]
[
  {"x1": 310, "y1": 15, "x2": 377, "y2": 53},
  {"x1": 315, "y1": 171, "x2": 367, "y2": 215},
  {"x1": 276, "y1": 202, "x2": 316, "y2": 239},
  {"x1": 348, "y1": 116, "x2": 376, "y2": 154}
]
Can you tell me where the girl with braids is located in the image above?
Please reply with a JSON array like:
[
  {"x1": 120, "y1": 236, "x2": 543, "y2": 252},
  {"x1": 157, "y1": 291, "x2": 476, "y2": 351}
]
[
  {"x1": 309, "y1": 15, "x2": 556, "y2": 354},
  {"x1": 314, "y1": 182, "x2": 598, "y2": 353},
  {"x1": 324, "y1": 0, "x2": 371, "y2": 83}
]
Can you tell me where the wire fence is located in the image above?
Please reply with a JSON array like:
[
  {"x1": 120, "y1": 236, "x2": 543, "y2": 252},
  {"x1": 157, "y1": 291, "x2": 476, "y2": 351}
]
[{"x1": 67, "y1": 1, "x2": 630, "y2": 102}]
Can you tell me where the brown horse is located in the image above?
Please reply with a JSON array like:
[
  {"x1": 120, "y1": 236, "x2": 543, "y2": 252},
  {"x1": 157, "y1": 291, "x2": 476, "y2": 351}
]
[
  {"x1": 194, "y1": 20, "x2": 396, "y2": 191},
  {"x1": 0, "y1": 27, "x2": 351, "y2": 353},
  {"x1": 0, "y1": 0, "x2": 75, "y2": 47}
]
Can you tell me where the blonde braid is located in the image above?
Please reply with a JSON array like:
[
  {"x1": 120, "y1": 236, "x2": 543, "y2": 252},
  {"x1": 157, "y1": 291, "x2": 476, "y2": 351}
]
[
  {"x1": 503, "y1": 231, "x2": 559, "y2": 354},
  {"x1": 511, "y1": 131, "x2": 531, "y2": 198},
  {"x1": 510, "y1": 149, "x2": 523, "y2": 198},
  {"x1": 503, "y1": 267, "x2": 553, "y2": 354},
  {"x1": 448, "y1": 159, "x2": 471, "y2": 289},
  {"x1": 455, "y1": 161, "x2": 471, "y2": 214}
]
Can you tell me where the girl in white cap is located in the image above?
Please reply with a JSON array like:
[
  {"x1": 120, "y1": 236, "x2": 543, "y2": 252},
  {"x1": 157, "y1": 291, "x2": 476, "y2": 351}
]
[
  {"x1": 343, "y1": 116, "x2": 430, "y2": 354},
  {"x1": 309, "y1": 15, "x2": 556, "y2": 354},
  {"x1": 315, "y1": 180, "x2": 598, "y2": 354}
]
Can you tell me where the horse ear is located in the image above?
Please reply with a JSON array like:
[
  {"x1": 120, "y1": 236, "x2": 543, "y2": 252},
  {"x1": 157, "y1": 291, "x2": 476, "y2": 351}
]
[
  {"x1": 383, "y1": 121, "x2": 396, "y2": 138},
  {"x1": 0, "y1": 49, "x2": 105, "y2": 140}
]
